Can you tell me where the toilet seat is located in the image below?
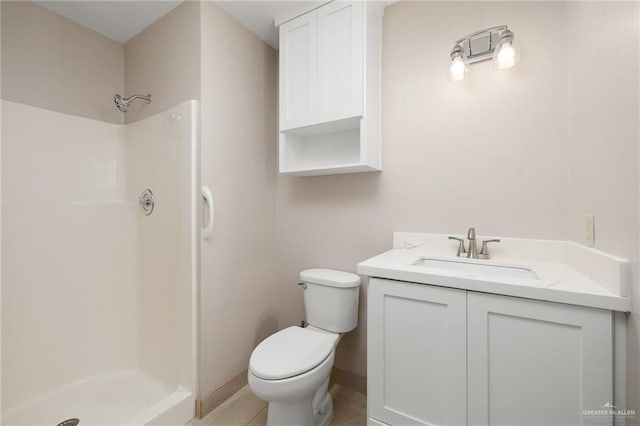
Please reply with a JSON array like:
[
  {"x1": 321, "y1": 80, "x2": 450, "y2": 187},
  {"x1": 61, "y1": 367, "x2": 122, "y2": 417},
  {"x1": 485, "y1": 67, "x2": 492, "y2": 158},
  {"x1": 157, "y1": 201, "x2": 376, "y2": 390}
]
[{"x1": 249, "y1": 326, "x2": 338, "y2": 380}]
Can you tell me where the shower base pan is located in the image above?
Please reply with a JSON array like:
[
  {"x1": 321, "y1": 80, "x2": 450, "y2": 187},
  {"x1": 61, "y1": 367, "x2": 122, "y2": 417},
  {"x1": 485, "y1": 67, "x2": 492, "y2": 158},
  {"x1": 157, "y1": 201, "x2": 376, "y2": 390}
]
[{"x1": 2, "y1": 369, "x2": 193, "y2": 426}]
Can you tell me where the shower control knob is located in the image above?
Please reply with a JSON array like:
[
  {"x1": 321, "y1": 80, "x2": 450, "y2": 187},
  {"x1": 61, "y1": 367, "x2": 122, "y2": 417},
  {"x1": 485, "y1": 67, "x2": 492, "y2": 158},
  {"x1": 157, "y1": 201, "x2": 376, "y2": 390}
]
[{"x1": 139, "y1": 189, "x2": 154, "y2": 216}]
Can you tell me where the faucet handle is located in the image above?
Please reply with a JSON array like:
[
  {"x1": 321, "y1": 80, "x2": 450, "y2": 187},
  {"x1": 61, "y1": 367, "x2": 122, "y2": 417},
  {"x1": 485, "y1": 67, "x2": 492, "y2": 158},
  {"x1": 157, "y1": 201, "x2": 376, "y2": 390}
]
[
  {"x1": 448, "y1": 236, "x2": 467, "y2": 257},
  {"x1": 479, "y1": 239, "x2": 501, "y2": 259}
]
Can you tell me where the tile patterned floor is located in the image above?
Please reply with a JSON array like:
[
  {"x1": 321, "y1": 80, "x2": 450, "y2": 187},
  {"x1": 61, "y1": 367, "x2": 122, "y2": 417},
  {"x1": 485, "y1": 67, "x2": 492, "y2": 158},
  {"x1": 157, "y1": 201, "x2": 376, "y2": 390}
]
[{"x1": 189, "y1": 383, "x2": 366, "y2": 426}]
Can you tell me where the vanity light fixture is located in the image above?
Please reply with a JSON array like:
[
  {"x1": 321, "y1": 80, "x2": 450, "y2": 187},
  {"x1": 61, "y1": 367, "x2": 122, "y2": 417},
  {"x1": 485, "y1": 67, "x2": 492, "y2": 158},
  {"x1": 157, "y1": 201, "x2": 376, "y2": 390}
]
[{"x1": 448, "y1": 25, "x2": 519, "y2": 80}]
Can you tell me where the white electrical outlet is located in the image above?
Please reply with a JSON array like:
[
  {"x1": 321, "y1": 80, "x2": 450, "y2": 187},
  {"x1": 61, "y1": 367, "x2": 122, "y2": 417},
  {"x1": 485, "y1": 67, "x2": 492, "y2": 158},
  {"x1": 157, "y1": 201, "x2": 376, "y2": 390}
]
[{"x1": 586, "y1": 215, "x2": 595, "y2": 247}]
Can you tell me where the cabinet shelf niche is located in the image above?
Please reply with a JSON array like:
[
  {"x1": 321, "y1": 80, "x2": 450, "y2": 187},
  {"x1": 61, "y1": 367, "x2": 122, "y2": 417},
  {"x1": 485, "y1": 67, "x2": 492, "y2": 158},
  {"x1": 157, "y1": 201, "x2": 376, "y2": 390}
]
[{"x1": 279, "y1": 116, "x2": 379, "y2": 176}]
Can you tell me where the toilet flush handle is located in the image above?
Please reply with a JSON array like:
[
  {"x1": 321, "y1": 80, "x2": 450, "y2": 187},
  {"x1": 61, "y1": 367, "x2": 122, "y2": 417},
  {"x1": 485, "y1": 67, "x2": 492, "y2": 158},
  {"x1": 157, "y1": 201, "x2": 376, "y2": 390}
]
[{"x1": 297, "y1": 282, "x2": 307, "y2": 289}]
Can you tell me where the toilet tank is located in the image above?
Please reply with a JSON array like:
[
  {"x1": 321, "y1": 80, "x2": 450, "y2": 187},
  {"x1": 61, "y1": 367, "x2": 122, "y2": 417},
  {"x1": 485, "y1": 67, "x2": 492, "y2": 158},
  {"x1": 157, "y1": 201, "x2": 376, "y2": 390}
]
[{"x1": 300, "y1": 269, "x2": 361, "y2": 333}]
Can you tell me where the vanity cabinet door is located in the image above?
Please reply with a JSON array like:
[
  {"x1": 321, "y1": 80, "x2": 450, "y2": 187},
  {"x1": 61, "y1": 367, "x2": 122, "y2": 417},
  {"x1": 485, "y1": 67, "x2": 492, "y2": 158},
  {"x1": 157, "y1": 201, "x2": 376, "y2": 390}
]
[
  {"x1": 467, "y1": 292, "x2": 613, "y2": 426},
  {"x1": 316, "y1": 0, "x2": 364, "y2": 123},
  {"x1": 279, "y1": 11, "x2": 317, "y2": 130},
  {"x1": 368, "y1": 278, "x2": 467, "y2": 426}
]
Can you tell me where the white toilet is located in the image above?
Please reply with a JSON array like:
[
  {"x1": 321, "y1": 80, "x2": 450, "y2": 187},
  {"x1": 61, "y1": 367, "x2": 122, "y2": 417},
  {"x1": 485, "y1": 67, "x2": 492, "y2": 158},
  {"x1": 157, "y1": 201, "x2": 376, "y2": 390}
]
[{"x1": 248, "y1": 269, "x2": 361, "y2": 426}]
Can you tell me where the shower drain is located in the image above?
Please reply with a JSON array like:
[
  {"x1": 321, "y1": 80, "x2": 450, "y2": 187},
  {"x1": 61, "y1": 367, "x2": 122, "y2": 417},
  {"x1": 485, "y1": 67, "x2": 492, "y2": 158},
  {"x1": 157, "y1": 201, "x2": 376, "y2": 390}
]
[{"x1": 56, "y1": 419, "x2": 79, "y2": 426}]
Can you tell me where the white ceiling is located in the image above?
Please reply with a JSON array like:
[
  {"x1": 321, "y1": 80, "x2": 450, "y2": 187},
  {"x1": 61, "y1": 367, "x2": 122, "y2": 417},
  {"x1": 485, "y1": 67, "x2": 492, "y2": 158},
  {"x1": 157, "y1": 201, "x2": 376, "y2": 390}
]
[
  {"x1": 216, "y1": 1, "x2": 324, "y2": 49},
  {"x1": 35, "y1": 1, "x2": 184, "y2": 43},
  {"x1": 34, "y1": 1, "x2": 380, "y2": 49}
]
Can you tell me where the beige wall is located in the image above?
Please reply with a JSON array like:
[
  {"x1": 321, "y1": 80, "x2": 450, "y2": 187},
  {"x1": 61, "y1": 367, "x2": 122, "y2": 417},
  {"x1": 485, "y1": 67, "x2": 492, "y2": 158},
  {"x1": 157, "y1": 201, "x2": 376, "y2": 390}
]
[
  {"x1": 567, "y1": 1, "x2": 639, "y2": 260},
  {"x1": 566, "y1": 2, "x2": 640, "y2": 414},
  {"x1": 124, "y1": 1, "x2": 201, "y2": 124},
  {"x1": 1, "y1": 1, "x2": 124, "y2": 124},
  {"x1": 1, "y1": 1, "x2": 3, "y2": 415},
  {"x1": 277, "y1": 1, "x2": 571, "y2": 377},
  {"x1": 198, "y1": 1, "x2": 279, "y2": 397},
  {"x1": 1, "y1": 0, "x2": 200, "y2": 125}
]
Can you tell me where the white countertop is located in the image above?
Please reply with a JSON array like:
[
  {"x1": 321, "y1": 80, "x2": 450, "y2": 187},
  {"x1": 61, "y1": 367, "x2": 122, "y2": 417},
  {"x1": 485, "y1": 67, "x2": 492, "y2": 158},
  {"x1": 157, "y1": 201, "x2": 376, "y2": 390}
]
[{"x1": 357, "y1": 233, "x2": 631, "y2": 312}]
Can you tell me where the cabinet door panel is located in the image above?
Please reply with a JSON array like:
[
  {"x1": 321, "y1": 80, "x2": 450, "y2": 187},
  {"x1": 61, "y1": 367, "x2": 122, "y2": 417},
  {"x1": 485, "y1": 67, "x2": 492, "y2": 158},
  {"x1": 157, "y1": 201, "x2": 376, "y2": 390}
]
[
  {"x1": 468, "y1": 293, "x2": 613, "y2": 426},
  {"x1": 279, "y1": 12, "x2": 317, "y2": 130},
  {"x1": 317, "y1": 1, "x2": 363, "y2": 122},
  {"x1": 368, "y1": 278, "x2": 467, "y2": 426}
]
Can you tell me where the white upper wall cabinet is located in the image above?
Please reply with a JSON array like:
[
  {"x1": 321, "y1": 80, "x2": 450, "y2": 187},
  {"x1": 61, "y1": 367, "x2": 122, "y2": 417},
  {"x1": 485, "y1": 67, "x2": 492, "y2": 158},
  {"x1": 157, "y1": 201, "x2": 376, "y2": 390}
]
[
  {"x1": 277, "y1": 1, "x2": 382, "y2": 176},
  {"x1": 316, "y1": 1, "x2": 363, "y2": 123},
  {"x1": 279, "y1": 12, "x2": 317, "y2": 130}
]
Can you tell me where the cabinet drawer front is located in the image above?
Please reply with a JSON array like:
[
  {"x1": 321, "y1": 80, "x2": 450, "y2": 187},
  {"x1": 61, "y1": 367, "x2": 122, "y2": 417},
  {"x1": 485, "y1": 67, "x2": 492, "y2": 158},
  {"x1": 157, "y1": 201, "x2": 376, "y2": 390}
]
[
  {"x1": 368, "y1": 278, "x2": 467, "y2": 426},
  {"x1": 317, "y1": 1, "x2": 364, "y2": 122},
  {"x1": 279, "y1": 12, "x2": 317, "y2": 130},
  {"x1": 467, "y1": 293, "x2": 613, "y2": 426}
]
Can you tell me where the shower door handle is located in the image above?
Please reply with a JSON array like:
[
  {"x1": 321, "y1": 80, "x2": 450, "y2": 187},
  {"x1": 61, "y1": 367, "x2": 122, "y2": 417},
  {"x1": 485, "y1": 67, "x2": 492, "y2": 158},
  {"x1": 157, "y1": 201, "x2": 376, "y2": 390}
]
[{"x1": 201, "y1": 186, "x2": 214, "y2": 240}]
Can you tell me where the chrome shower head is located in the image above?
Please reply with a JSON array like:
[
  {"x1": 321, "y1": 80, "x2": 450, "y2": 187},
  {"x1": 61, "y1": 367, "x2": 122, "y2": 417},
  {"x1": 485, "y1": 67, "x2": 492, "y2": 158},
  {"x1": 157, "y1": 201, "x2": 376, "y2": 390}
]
[
  {"x1": 114, "y1": 94, "x2": 127, "y2": 112},
  {"x1": 56, "y1": 419, "x2": 80, "y2": 426},
  {"x1": 113, "y1": 94, "x2": 151, "y2": 113}
]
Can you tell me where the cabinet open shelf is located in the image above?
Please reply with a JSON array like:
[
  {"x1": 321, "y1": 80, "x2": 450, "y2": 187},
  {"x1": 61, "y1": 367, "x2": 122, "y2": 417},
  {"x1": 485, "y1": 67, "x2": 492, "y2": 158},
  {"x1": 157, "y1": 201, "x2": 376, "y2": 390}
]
[{"x1": 279, "y1": 116, "x2": 380, "y2": 176}]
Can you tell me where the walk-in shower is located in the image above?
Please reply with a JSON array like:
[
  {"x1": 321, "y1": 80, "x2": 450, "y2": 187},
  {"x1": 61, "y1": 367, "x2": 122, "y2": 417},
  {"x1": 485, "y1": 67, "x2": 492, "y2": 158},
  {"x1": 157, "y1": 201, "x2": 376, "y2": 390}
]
[
  {"x1": 113, "y1": 93, "x2": 152, "y2": 113},
  {"x1": 2, "y1": 98, "x2": 199, "y2": 425}
]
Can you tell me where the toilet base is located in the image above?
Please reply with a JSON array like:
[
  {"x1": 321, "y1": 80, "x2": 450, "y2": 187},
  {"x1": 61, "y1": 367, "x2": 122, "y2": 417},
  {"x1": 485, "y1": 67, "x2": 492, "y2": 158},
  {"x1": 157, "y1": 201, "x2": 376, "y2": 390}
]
[
  {"x1": 315, "y1": 394, "x2": 333, "y2": 426},
  {"x1": 265, "y1": 384, "x2": 333, "y2": 426},
  {"x1": 312, "y1": 377, "x2": 332, "y2": 426}
]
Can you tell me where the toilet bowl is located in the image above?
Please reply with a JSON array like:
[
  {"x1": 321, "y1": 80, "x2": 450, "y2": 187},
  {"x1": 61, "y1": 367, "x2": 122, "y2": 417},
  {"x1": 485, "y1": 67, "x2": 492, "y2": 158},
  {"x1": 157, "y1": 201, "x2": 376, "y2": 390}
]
[
  {"x1": 249, "y1": 326, "x2": 338, "y2": 426},
  {"x1": 248, "y1": 269, "x2": 361, "y2": 426}
]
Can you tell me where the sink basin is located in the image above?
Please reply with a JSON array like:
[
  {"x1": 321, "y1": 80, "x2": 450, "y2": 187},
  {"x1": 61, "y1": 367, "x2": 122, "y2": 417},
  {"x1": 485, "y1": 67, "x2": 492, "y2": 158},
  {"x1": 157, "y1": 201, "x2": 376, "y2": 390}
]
[{"x1": 412, "y1": 257, "x2": 539, "y2": 280}]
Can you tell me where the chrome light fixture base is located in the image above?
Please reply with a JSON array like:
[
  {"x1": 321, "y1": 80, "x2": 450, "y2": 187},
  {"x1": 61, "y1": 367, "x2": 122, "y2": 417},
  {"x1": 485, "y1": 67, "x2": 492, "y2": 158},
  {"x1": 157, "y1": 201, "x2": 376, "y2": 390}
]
[{"x1": 448, "y1": 25, "x2": 519, "y2": 80}]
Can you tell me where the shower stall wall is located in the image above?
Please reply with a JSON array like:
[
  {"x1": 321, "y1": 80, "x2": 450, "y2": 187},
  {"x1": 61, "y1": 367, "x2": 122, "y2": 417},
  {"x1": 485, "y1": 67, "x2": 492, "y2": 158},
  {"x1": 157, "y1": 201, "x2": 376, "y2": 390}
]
[{"x1": 1, "y1": 100, "x2": 199, "y2": 425}]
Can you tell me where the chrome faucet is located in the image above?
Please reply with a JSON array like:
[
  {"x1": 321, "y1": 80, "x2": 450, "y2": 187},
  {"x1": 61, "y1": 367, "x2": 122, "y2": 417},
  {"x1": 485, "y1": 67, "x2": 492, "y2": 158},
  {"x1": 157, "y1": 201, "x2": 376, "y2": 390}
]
[
  {"x1": 449, "y1": 227, "x2": 500, "y2": 259},
  {"x1": 466, "y1": 227, "x2": 478, "y2": 259}
]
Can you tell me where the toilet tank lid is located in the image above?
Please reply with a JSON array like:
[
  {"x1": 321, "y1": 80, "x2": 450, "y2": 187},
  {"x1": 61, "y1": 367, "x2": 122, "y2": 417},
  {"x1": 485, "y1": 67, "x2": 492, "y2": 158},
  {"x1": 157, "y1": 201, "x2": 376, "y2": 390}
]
[{"x1": 300, "y1": 269, "x2": 361, "y2": 288}]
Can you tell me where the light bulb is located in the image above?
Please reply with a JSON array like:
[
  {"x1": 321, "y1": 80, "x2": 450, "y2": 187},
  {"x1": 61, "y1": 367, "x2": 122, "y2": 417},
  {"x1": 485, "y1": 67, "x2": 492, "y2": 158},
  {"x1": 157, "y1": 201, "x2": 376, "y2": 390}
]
[
  {"x1": 496, "y1": 42, "x2": 515, "y2": 69},
  {"x1": 449, "y1": 56, "x2": 467, "y2": 81},
  {"x1": 493, "y1": 29, "x2": 519, "y2": 71}
]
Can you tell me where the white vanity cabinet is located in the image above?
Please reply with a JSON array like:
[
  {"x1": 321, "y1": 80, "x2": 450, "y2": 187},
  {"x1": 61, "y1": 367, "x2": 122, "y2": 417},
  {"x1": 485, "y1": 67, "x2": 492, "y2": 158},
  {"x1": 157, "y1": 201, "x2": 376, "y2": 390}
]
[
  {"x1": 368, "y1": 278, "x2": 615, "y2": 426},
  {"x1": 467, "y1": 292, "x2": 612, "y2": 426},
  {"x1": 368, "y1": 279, "x2": 467, "y2": 426},
  {"x1": 277, "y1": 1, "x2": 382, "y2": 176}
]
